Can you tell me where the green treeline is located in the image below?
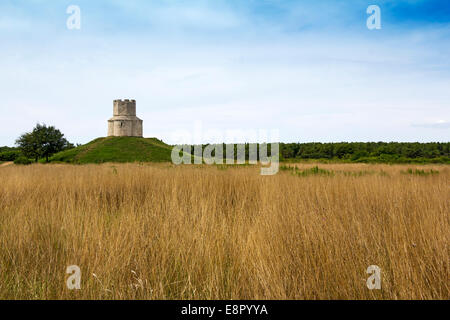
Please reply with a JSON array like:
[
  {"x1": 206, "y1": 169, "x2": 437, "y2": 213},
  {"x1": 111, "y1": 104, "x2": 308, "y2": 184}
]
[
  {"x1": 2, "y1": 141, "x2": 450, "y2": 164},
  {"x1": 0, "y1": 146, "x2": 22, "y2": 161},
  {"x1": 184, "y1": 142, "x2": 450, "y2": 164},
  {"x1": 279, "y1": 142, "x2": 449, "y2": 163}
]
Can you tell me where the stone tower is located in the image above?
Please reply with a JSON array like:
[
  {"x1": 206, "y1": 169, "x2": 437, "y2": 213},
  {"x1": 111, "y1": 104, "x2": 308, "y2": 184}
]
[{"x1": 108, "y1": 99, "x2": 143, "y2": 137}]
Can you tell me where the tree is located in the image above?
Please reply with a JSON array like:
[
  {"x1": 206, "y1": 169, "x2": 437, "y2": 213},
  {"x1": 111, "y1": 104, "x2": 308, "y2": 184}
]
[
  {"x1": 15, "y1": 132, "x2": 40, "y2": 162},
  {"x1": 15, "y1": 123, "x2": 73, "y2": 162}
]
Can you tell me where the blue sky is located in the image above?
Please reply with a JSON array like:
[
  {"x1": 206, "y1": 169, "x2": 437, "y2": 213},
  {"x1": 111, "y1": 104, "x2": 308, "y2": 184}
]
[{"x1": 0, "y1": 0, "x2": 449, "y2": 145}]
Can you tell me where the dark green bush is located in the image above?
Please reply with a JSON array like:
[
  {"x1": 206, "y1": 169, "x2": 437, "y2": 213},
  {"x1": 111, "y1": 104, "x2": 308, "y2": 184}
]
[
  {"x1": 0, "y1": 150, "x2": 21, "y2": 161},
  {"x1": 14, "y1": 156, "x2": 32, "y2": 165}
]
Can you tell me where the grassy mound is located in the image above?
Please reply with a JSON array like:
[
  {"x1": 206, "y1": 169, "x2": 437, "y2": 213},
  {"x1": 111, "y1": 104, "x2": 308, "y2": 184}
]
[{"x1": 49, "y1": 137, "x2": 173, "y2": 164}]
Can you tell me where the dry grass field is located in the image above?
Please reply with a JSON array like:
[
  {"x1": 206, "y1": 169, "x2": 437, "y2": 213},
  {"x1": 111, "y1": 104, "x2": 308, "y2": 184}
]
[{"x1": 0, "y1": 163, "x2": 448, "y2": 299}]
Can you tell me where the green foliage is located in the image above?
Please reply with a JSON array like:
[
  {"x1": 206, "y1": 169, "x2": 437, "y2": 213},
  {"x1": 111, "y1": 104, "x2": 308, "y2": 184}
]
[
  {"x1": 279, "y1": 142, "x2": 449, "y2": 163},
  {"x1": 343, "y1": 170, "x2": 376, "y2": 177},
  {"x1": 11, "y1": 137, "x2": 450, "y2": 165},
  {"x1": 281, "y1": 166, "x2": 392, "y2": 177},
  {"x1": 15, "y1": 123, "x2": 74, "y2": 162},
  {"x1": 186, "y1": 142, "x2": 449, "y2": 164},
  {"x1": 0, "y1": 149, "x2": 21, "y2": 161},
  {"x1": 49, "y1": 137, "x2": 173, "y2": 164},
  {"x1": 13, "y1": 156, "x2": 32, "y2": 165},
  {"x1": 296, "y1": 166, "x2": 334, "y2": 176},
  {"x1": 401, "y1": 168, "x2": 440, "y2": 176},
  {"x1": 280, "y1": 165, "x2": 334, "y2": 177}
]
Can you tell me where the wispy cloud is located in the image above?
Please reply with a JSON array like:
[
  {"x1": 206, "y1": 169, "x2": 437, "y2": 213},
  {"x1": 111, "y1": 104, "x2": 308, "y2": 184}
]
[
  {"x1": 412, "y1": 120, "x2": 450, "y2": 129},
  {"x1": 0, "y1": 0, "x2": 449, "y2": 145}
]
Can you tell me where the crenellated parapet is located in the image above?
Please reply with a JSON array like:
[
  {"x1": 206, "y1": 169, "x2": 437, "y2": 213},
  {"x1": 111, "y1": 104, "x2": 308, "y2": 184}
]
[{"x1": 113, "y1": 99, "x2": 137, "y2": 116}]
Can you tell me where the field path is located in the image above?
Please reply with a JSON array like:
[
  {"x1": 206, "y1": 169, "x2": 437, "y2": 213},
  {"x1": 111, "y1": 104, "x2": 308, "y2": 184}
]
[{"x1": 0, "y1": 161, "x2": 13, "y2": 167}]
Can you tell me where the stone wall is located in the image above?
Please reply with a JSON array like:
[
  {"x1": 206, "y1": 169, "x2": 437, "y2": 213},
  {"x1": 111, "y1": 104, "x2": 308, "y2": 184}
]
[{"x1": 108, "y1": 100, "x2": 143, "y2": 137}]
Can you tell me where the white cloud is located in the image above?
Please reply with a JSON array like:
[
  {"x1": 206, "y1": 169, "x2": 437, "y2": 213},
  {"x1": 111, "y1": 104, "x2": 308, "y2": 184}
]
[
  {"x1": 412, "y1": 120, "x2": 450, "y2": 129},
  {"x1": 0, "y1": 1, "x2": 449, "y2": 145}
]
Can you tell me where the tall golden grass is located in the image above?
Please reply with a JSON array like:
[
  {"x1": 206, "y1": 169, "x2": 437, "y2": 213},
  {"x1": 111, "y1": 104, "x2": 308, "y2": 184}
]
[{"x1": 0, "y1": 163, "x2": 448, "y2": 299}]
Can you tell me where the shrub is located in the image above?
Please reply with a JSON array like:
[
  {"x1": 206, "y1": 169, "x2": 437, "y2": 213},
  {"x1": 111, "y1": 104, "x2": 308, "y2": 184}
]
[
  {"x1": 401, "y1": 168, "x2": 440, "y2": 176},
  {"x1": 282, "y1": 165, "x2": 335, "y2": 177},
  {"x1": 14, "y1": 156, "x2": 32, "y2": 165},
  {"x1": 297, "y1": 166, "x2": 334, "y2": 176},
  {"x1": 0, "y1": 150, "x2": 21, "y2": 161}
]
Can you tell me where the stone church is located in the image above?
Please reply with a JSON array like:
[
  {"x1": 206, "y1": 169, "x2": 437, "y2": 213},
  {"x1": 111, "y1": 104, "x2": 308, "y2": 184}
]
[{"x1": 107, "y1": 99, "x2": 143, "y2": 137}]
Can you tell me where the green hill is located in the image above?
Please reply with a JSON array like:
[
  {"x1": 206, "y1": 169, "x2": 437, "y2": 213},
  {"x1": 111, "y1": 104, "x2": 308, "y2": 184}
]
[{"x1": 49, "y1": 137, "x2": 174, "y2": 164}]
